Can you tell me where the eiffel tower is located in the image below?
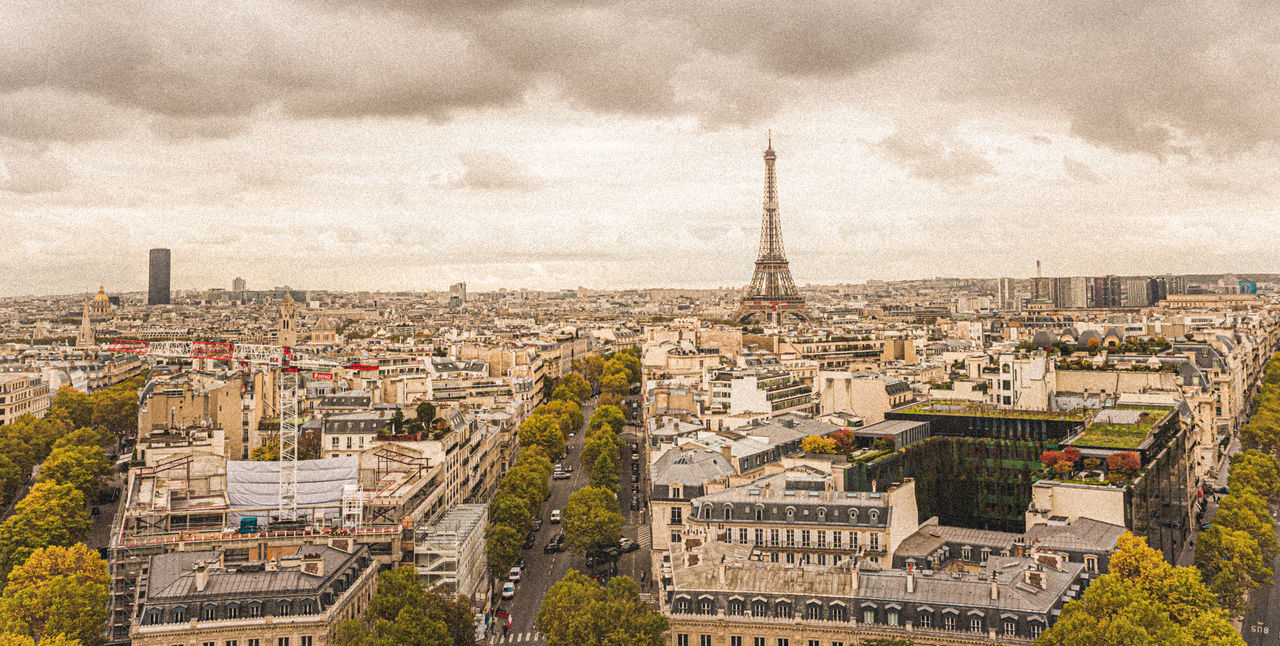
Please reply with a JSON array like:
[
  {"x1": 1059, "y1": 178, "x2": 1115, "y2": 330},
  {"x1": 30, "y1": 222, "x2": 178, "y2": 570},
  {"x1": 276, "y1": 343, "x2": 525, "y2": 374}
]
[{"x1": 733, "y1": 133, "x2": 811, "y2": 325}]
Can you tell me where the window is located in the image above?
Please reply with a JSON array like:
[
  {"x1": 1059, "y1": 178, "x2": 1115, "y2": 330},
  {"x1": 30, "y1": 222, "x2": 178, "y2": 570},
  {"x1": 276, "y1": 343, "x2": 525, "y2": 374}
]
[
  {"x1": 203, "y1": 642, "x2": 215, "y2": 646},
  {"x1": 278, "y1": 639, "x2": 291, "y2": 646},
  {"x1": 817, "y1": 554, "x2": 827, "y2": 565},
  {"x1": 226, "y1": 641, "x2": 239, "y2": 646},
  {"x1": 887, "y1": 609, "x2": 899, "y2": 626},
  {"x1": 1030, "y1": 623, "x2": 1044, "y2": 638},
  {"x1": 816, "y1": 530, "x2": 826, "y2": 548},
  {"x1": 346, "y1": 437, "x2": 352, "y2": 449},
  {"x1": 731, "y1": 638, "x2": 743, "y2": 646},
  {"x1": 805, "y1": 603, "x2": 822, "y2": 620},
  {"x1": 698, "y1": 598, "x2": 714, "y2": 614},
  {"x1": 943, "y1": 615, "x2": 956, "y2": 630},
  {"x1": 817, "y1": 508, "x2": 826, "y2": 521},
  {"x1": 809, "y1": 641, "x2": 820, "y2": 646},
  {"x1": 869, "y1": 533, "x2": 880, "y2": 550},
  {"x1": 851, "y1": 532, "x2": 860, "y2": 549},
  {"x1": 785, "y1": 507, "x2": 795, "y2": 520},
  {"x1": 728, "y1": 599, "x2": 745, "y2": 615},
  {"x1": 970, "y1": 617, "x2": 983, "y2": 632},
  {"x1": 331, "y1": 437, "x2": 338, "y2": 447},
  {"x1": 863, "y1": 608, "x2": 876, "y2": 624},
  {"x1": 248, "y1": 641, "x2": 260, "y2": 646},
  {"x1": 672, "y1": 486, "x2": 682, "y2": 499},
  {"x1": 829, "y1": 605, "x2": 847, "y2": 622},
  {"x1": 301, "y1": 639, "x2": 313, "y2": 646},
  {"x1": 869, "y1": 510, "x2": 879, "y2": 523},
  {"x1": 777, "y1": 640, "x2": 789, "y2": 646},
  {"x1": 962, "y1": 547, "x2": 972, "y2": 561},
  {"x1": 671, "y1": 530, "x2": 682, "y2": 544},
  {"x1": 785, "y1": 530, "x2": 795, "y2": 547},
  {"x1": 277, "y1": 601, "x2": 291, "y2": 617},
  {"x1": 775, "y1": 602, "x2": 792, "y2": 619},
  {"x1": 1004, "y1": 620, "x2": 1017, "y2": 637},
  {"x1": 674, "y1": 598, "x2": 691, "y2": 614},
  {"x1": 832, "y1": 531, "x2": 842, "y2": 549},
  {"x1": 754, "y1": 639, "x2": 765, "y2": 646},
  {"x1": 173, "y1": 608, "x2": 186, "y2": 623},
  {"x1": 739, "y1": 528, "x2": 749, "y2": 544},
  {"x1": 1085, "y1": 556, "x2": 1099, "y2": 573},
  {"x1": 724, "y1": 505, "x2": 733, "y2": 520},
  {"x1": 202, "y1": 606, "x2": 216, "y2": 620},
  {"x1": 700, "y1": 636, "x2": 712, "y2": 646},
  {"x1": 227, "y1": 606, "x2": 240, "y2": 619},
  {"x1": 919, "y1": 613, "x2": 932, "y2": 629},
  {"x1": 754, "y1": 507, "x2": 763, "y2": 521},
  {"x1": 769, "y1": 529, "x2": 779, "y2": 546},
  {"x1": 754, "y1": 529, "x2": 764, "y2": 545},
  {"x1": 751, "y1": 600, "x2": 768, "y2": 617},
  {"x1": 800, "y1": 530, "x2": 810, "y2": 547},
  {"x1": 676, "y1": 636, "x2": 689, "y2": 646},
  {"x1": 785, "y1": 552, "x2": 795, "y2": 564},
  {"x1": 249, "y1": 604, "x2": 262, "y2": 618},
  {"x1": 671, "y1": 508, "x2": 683, "y2": 524},
  {"x1": 703, "y1": 506, "x2": 711, "y2": 519}
]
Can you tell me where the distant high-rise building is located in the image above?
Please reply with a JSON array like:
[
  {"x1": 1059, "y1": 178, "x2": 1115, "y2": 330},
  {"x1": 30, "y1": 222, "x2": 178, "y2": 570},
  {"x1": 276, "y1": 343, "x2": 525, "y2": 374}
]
[
  {"x1": 996, "y1": 277, "x2": 1016, "y2": 311},
  {"x1": 1148, "y1": 277, "x2": 1169, "y2": 304},
  {"x1": 148, "y1": 248, "x2": 171, "y2": 305},
  {"x1": 232, "y1": 277, "x2": 246, "y2": 293},
  {"x1": 449, "y1": 282, "x2": 467, "y2": 304},
  {"x1": 1123, "y1": 277, "x2": 1152, "y2": 307},
  {"x1": 1091, "y1": 275, "x2": 1123, "y2": 308},
  {"x1": 1053, "y1": 276, "x2": 1088, "y2": 309},
  {"x1": 1166, "y1": 275, "x2": 1187, "y2": 295}
]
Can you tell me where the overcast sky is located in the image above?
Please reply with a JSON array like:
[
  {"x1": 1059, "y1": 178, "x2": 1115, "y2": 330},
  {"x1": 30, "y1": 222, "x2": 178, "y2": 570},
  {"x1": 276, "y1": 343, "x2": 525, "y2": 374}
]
[{"x1": 2, "y1": 1, "x2": 1279, "y2": 297}]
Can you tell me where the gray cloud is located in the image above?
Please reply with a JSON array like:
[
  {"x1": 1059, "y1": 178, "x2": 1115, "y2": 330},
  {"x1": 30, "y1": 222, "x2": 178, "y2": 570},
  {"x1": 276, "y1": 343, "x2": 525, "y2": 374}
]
[
  {"x1": 868, "y1": 128, "x2": 995, "y2": 183},
  {"x1": 0, "y1": 144, "x2": 73, "y2": 194},
  {"x1": 449, "y1": 152, "x2": 543, "y2": 192},
  {"x1": 1062, "y1": 157, "x2": 1102, "y2": 184}
]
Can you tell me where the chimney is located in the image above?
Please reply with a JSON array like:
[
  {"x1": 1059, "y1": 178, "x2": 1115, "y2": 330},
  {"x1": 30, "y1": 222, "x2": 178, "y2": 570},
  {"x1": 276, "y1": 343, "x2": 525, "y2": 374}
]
[
  {"x1": 717, "y1": 561, "x2": 726, "y2": 586},
  {"x1": 1013, "y1": 538, "x2": 1025, "y2": 558},
  {"x1": 990, "y1": 578, "x2": 999, "y2": 601},
  {"x1": 194, "y1": 562, "x2": 210, "y2": 593},
  {"x1": 851, "y1": 561, "x2": 860, "y2": 591},
  {"x1": 906, "y1": 571, "x2": 915, "y2": 594},
  {"x1": 301, "y1": 552, "x2": 325, "y2": 577}
]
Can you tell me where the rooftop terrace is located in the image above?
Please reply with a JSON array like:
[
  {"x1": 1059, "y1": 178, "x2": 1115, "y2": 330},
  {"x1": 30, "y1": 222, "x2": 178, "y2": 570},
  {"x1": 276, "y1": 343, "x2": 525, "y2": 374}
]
[
  {"x1": 1069, "y1": 406, "x2": 1174, "y2": 450},
  {"x1": 899, "y1": 400, "x2": 1089, "y2": 422}
]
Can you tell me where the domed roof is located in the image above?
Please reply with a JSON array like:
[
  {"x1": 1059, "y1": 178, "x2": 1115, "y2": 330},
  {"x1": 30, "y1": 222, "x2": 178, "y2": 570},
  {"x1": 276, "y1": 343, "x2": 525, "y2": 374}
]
[
  {"x1": 93, "y1": 284, "x2": 109, "y2": 302},
  {"x1": 1031, "y1": 331, "x2": 1055, "y2": 347}
]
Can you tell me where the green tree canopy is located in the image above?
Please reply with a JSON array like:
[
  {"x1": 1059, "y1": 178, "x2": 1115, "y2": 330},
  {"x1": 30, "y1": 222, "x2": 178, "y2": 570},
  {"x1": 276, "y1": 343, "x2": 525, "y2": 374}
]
[
  {"x1": 600, "y1": 373, "x2": 629, "y2": 399},
  {"x1": 559, "y1": 373, "x2": 592, "y2": 401},
  {"x1": 518, "y1": 414, "x2": 567, "y2": 461},
  {"x1": 562, "y1": 486, "x2": 624, "y2": 553},
  {"x1": 47, "y1": 388, "x2": 92, "y2": 430},
  {"x1": 1213, "y1": 490, "x2": 1278, "y2": 561},
  {"x1": 536, "y1": 571, "x2": 666, "y2": 646},
  {"x1": 415, "y1": 401, "x2": 437, "y2": 426},
  {"x1": 589, "y1": 450, "x2": 619, "y2": 492},
  {"x1": 341, "y1": 566, "x2": 473, "y2": 646},
  {"x1": 1195, "y1": 525, "x2": 1272, "y2": 616},
  {"x1": 37, "y1": 445, "x2": 110, "y2": 501},
  {"x1": 88, "y1": 387, "x2": 137, "y2": 440},
  {"x1": 1226, "y1": 449, "x2": 1280, "y2": 505},
  {"x1": 588, "y1": 405, "x2": 625, "y2": 435},
  {"x1": 1037, "y1": 532, "x2": 1240, "y2": 646},
  {"x1": 484, "y1": 524, "x2": 522, "y2": 582},
  {"x1": 0, "y1": 483, "x2": 90, "y2": 582},
  {"x1": 0, "y1": 543, "x2": 108, "y2": 645},
  {"x1": 537, "y1": 400, "x2": 584, "y2": 436},
  {"x1": 499, "y1": 465, "x2": 550, "y2": 511},
  {"x1": 489, "y1": 492, "x2": 533, "y2": 536}
]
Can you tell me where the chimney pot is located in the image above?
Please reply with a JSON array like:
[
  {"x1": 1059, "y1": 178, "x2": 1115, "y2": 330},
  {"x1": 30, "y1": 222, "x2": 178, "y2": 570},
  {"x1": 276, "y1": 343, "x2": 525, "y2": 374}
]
[{"x1": 990, "y1": 578, "x2": 999, "y2": 600}]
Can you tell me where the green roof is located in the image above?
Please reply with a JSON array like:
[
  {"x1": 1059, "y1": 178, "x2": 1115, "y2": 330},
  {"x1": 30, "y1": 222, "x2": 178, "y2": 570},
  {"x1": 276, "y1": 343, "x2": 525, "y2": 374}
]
[
  {"x1": 898, "y1": 400, "x2": 1089, "y2": 422},
  {"x1": 1069, "y1": 407, "x2": 1174, "y2": 450}
]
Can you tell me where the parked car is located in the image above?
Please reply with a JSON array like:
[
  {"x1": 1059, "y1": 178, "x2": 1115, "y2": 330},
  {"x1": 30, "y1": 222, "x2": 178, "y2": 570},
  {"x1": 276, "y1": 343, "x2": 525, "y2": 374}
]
[
  {"x1": 564, "y1": 464, "x2": 573, "y2": 473},
  {"x1": 550, "y1": 509, "x2": 561, "y2": 523},
  {"x1": 553, "y1": 470, "x2": 570, "y2": 480},
  {"x1": 508, "y1": 566, "x2": 522, "y2": 582},
  {"x1": 502, "y1": 582, "x2": 515, "y2": 599},
  {"x1": 619, "y1": 537, "x2": 639, "y2": 552},
  {"x1": 532, "y1": 517, "x2": 543, "y2": 531},
  {"x1": 523, "y1": 533, "x2": 535, "y2": 549}
]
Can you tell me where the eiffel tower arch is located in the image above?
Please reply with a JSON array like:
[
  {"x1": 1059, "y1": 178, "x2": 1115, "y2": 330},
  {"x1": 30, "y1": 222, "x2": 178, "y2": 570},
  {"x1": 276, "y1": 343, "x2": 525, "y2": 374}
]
[{"x1": 733, "y1": 134, "x2": 811, "y2": 325}]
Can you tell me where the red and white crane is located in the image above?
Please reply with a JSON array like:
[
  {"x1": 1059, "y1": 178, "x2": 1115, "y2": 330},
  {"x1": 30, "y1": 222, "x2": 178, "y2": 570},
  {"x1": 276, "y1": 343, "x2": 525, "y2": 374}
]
[{"x1": 107, "y1": 339, "x2": 342, "y2": 521}]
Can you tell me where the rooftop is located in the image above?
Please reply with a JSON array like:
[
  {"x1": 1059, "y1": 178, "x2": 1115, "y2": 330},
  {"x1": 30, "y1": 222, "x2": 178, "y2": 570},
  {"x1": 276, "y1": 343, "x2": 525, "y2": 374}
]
[
  {"x1": 898, "y1": 400, "x2": 1088, "y2": 422},
  {"x1": 1069, "y1": 407, "x2": 1173, "y2": 450}
]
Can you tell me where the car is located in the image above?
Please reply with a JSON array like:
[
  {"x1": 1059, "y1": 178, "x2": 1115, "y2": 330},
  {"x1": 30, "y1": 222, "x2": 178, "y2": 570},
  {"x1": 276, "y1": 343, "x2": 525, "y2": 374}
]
[
  {"x1": 508, "y1": 566, "x2": 522, "y2": 582},
  {"x1": 550, "y1": 509, "x2": 561, "y2": 523},
  {"x1": 523, "y1": 533, "x2": 535, "y2": 549},
  {"x1": 553, "y1": 471, "x2": 570, "y2": 480},
  {"x1": 545, "y1": 533, "x2": 565, "y2": 553},
  {"x1": 1214, "y1": 486, "x2": 1230, "y2": 495},
  {"x1": 1199, "y1": 523, "x2": 1212, "y2": 531},
  {"x1": 515, "y1": 557, "x2": 526, "y2": 569},
  {"x1": 532, "y1": 518, "x2": 543, "y2": 531},
  {"x1": 630, "y1": 498, "x2": 639, "y2": 511},
  {"x1": 569, "y1": 432, "x2": 576, "y2": 438},
  {"x1": 631, "y1": 484, "x2": 639, "y2": 493},
  {"x1": 619, "y1": 537, "x2": 639, "y2": 552},
  {"x1": 564, "y1": 464, "x2": 573, "y2": 473},
  {"x1": 502, "y1": 582, "x2": 515, "y2": 599}
]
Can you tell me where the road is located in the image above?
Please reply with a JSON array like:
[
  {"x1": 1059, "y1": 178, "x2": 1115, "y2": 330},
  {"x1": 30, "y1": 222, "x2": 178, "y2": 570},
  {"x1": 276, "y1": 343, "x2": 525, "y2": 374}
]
[{"x1": 483, "y1": 399, "x2": 652, "y2": 644}]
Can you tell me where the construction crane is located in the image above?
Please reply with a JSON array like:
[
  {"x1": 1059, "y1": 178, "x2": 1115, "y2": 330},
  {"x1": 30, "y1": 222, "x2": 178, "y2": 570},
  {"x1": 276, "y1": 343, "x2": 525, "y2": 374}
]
[{"x1": 106, "y1": 339, "x2": 342, "y2": 521}]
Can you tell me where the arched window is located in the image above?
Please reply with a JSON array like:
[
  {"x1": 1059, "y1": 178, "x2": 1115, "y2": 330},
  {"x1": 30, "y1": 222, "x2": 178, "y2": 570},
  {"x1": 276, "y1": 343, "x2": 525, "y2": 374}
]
[
  {"x1": 849, "y1": 509, "x2": 859, "y2": 524},
  {"x1": 201, "y1": 604, "x2": 217, "y2": 621},
  {"x1": 868, "y1": 510, "x2": 879, "y2": 523},
  {"x1": 805, "y1": 602, "x2": 823, "y2": 620},
  {"x1": 171, "y1": 606, "x2": 186, "y2": 623},
  {"x1": 702, "y1": 506, "x2": 711, "y2": 519},
  {"x1": 1085, "y1": 555, "x2": 1098, "y2": 573},
  {"x1": 1003, "y1": 619, "x2": 1018, "y2": 637},
  {"x1": 277, "y1": 599, "x2": 293, "y2": 617},
  {"x1": 775, "y1": 601, "x2": 793, "y2": 619},
  {"x1": 754, "y1": 506, "x2": 764, "y2": 521},
  {"x1": 918, "y1": 612, "x2": 933, "y2": 629},
  {"x1": 723, "y1": 505, "x2": 733, "y2": 520}
]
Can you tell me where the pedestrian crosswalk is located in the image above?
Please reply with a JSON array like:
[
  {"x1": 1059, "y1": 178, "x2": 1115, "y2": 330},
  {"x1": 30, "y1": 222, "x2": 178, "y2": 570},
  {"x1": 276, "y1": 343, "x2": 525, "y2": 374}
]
[
  {"x1": 636, "y1": 524, "x2": 651, "y2": 548},
  {"x1": 490, "y1": 630, "x2": 544, "y2": 644}
]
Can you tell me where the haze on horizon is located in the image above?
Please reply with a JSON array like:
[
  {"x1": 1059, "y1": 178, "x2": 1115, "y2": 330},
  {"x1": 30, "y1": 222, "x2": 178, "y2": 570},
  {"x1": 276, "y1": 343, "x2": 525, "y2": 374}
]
[{"x1": 2, "y1": 1, "x2": 1279, "y2": 298}]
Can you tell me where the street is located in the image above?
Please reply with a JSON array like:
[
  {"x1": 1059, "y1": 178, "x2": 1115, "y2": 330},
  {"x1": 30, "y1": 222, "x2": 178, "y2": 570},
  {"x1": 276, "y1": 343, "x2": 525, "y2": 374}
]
[{"x1": 484, "y1": 399, "x2": 652, "y2": 644}]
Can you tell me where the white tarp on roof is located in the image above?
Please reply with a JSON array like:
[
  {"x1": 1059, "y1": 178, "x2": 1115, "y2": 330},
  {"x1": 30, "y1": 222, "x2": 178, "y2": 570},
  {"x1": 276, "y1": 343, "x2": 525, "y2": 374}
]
[{"x1": 226, "y1": 457, "x2": 358, "y2": 520}]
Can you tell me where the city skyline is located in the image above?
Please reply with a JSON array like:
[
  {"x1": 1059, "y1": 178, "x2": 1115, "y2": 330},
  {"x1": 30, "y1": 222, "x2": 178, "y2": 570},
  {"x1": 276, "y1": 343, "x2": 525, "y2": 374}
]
[{"x1": 3, "y1": 2, "x2": 1280, "y2": 297}]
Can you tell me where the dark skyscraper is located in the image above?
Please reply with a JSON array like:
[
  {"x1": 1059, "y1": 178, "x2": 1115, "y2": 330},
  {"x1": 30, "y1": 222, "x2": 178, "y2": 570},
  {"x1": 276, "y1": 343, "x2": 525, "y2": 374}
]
[{"x1": 148, "y1": 248, "x2": 171, "y2": 305}]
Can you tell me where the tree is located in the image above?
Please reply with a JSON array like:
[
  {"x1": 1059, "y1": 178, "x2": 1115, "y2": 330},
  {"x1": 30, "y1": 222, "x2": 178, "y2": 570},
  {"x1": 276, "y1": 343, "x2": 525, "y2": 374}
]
[
  {"x1": 830, "y1": 429, "x2": 857, "y2": 453},
  {"x1": 1226, "y1": 449, "x2": 1280, "y2": 505},
  {"x1": 540, "y1": 400, "x2": 584, "y2": 436},
  {"x1": 0, "y1": 483, "x2": 90, "y2": 581},
  {"x1": 1063, "y1": 446, "x2": 1082, "y2": 464},
  {"x1": 800, "y1": 435, "x2": 837, "y2": 454},
  {"x1": 51, "y1": 427, "x2": 108, "y2": 451},
  {"x1": 389, "y1": 409, "x2": 406, "y2": 435},
  {"x1": 575, "y1": 355, "x2": 605, "y2": 391},
  {"x1": 1040, "y1": 450, "x2": 1067, "y2": 468},
  {"x1": 1039, "y1": 532, "x2": 1240, "y2": 645},
  {"x1": 88, "y1": 387, "x2": 137, "y2": 441},
  {"x1": 0, "y1": 633, "x2": 80, "y2": 646},
  {"x1": 589, "y1": 451, "x2": 619, "y2": 491},
  {"x1": 598, "y1": 392, "x2": 622, "y2": 408},
  {"x1": 516, "y1": 445, "x2": 554, "y2": 480},
  {"x1": 359, "y1": 567, "x2": 473, "y2": 646},
  {"x1": 0, "y1": 544, "x2": 108, "y2": 645},
  {"x1": 489, "y1": 492, "x2": 533, "y2": 536},
  {"x1": 47, "y1": 388, "x2": 92, "y2": 430},
  {"x1": 559, "y1": 373, "x2": 592, "y2": 401},
  {"x1": 1195, "y1": 525, "x2": 1272, "y2": 615},
  {"x1": 601, "y1": 373, "x2": 629, "y2": 399},
  {"x1": 588, "y1": 406, "x2": 625, "y2": 435},
  {"x1": 37, "y1": 445, "x2": 110, "y2": 501},
  {"x1": 518, "y1": 414, "x2": 567, "y2": 461},
  {"x1": 250, "y1": 436, "x2": 280, "y2": 461},
  {"x1": 550, "y1": 385, "x2": 581, "y2": 405},
  {"x1": 1107, "y1": 451, "x2": 1140, "y2": 476},
  {"x1": 581, "y1": 433, "x2": 621, "y2": 475},
  {"x1": 562, "y1": 486, "x2": 624, "y2": 553},
  {"x1": 484, "y1": 524, "x2": 522, "y2": 582},
  {"x1": 415, "y1": 401, "x2": 437, "y2": 427},
  {"x1": 1213, "y1": 490, "x2": 1279, "y2": 561},
  {"x1": 537, "y1": 571, "x2": 667, "y2": 646},
  {"x1": 499, "y1": 465, "x2": 550, "y2": 510}
]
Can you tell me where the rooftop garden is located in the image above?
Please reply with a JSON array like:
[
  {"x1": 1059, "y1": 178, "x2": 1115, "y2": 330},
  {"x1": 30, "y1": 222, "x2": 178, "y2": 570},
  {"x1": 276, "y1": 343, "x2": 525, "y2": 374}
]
[
  {"x1": 899, "y1": 400, "x2": 1089, "y2": 422},
  {"x1": 1056, "y1": 358, "x2": 1179, "y2": 373},
  {"x1": 1070, "y1": 407, "x2": 1173, "y2": 450}
]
